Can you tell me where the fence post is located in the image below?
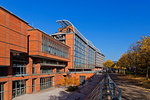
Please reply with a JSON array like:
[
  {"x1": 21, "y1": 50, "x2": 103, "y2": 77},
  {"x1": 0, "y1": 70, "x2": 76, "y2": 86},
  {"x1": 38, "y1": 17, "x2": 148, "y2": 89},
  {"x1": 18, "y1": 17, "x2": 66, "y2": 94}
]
[
  {"x1": 119, "y1": 90, "x2": 122, "y2": 100},
  {"x1": 100, "y1": 81, "x2": 103, "y2": 100},
  {"x1": 113, "y1": 84, "x2": 115, "y2": 97}
]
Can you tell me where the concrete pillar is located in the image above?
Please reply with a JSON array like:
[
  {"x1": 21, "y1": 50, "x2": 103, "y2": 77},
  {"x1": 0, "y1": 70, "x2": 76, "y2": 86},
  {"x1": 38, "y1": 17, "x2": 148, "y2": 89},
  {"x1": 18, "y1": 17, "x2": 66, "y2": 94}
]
[
  {"x1": 52, "y1": 76, "x2": 55, "y2": 87},
  {"x1": 53, "y1": 68, "x2": 56, "y2": 73},
  {"x1": 27, "y1": 57, "x2": 33, "y2": 75},
  {"x1": 35, "y1": 78, "x2": 40, "y2": 92},
  {"x1": 26, "y1": 79, "x2": 32, "y2": 94},
  {"x1": 60, "y1": 68, "x2": 64, "y2": 73},
  {"x1": 35, "y1": 59, "x2": 40, "y2": 75},
  {"x1": 4, "y1": 82, "x2": 8, "y2": 100},
  {"x1": 4, "y1": 80, "x2": 12, "y2": 100}
]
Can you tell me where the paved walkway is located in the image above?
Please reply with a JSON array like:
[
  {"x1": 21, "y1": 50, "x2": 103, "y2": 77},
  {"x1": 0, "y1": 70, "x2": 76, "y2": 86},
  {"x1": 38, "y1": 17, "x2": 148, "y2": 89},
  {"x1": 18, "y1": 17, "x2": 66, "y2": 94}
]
[
  {"x1": 110, "y1": 74, "x2": 150, "y2": 100},
  {"x1": 65, "y1": 73, "x2": 103, "y2": 100},
  {"x1": 13, "y1": 87, "x2": 71, "y2": 100},
  {"x1": 13, "y1": 73, "x2": 104, "y2": 100}
]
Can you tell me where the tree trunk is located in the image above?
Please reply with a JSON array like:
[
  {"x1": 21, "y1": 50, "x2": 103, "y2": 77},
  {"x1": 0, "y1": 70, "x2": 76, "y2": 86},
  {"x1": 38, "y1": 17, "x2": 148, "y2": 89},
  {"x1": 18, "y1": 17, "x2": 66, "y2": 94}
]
[
  {"x1": 146, "y1": 60, "x2": 149, "y2": 80},
  {"x1": 146, "y1": 66, "x2": 149, "y2": 80},
  {"x1": 135, "y1": 67, "x2": 137, "y2": 77}
]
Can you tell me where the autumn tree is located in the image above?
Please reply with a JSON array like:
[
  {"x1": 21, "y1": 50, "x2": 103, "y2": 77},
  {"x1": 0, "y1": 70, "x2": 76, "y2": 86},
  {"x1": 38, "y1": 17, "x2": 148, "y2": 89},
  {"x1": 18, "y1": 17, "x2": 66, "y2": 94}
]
[
  {"x1": 58, "y1": 76, "x2": 80, "y2": 86},
  {"x1": 113, "y1": 65, "x2": 120, "y2": 69},
  {"x1": 104, "y1": 60, "x2": 114, "y2": 68},
  {"x1": 138, "y1": 36, "x2": 150, "y2": 79},
  {"x1": 117, "y1": 53, "x2": 128, "y2": 68},
  {"x1": 117, "y1": 35, "x2": 150, "y2": 79},
  {"x1": 117, "y1": 53, "x2": 129, "y2": 74}
]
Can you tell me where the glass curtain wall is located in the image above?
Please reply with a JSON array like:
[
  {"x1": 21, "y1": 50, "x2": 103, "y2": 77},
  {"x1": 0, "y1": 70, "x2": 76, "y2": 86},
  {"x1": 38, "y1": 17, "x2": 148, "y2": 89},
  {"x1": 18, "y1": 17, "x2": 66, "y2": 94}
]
[
  {"x1": 87, "y1": 46, "x2": 95, "y2": 68},
  {"x1": 40, "y1": 77, "x2": 53, "y2": 90},
  {"x1": 42, "y1": 35, "x2": 68, "y2": 59},
  {"x1": 12, "y1": 80, "x2": 26, "y2": 98},
  {"x1": 0, "y1": 83, "x2": 4, "y2": 100},
  {"x1": 73, "y1": 35, "x2": 87, "y2": 68},
  {"x1": 96, "y1": 52, "x2": 104, "y2": 67}
]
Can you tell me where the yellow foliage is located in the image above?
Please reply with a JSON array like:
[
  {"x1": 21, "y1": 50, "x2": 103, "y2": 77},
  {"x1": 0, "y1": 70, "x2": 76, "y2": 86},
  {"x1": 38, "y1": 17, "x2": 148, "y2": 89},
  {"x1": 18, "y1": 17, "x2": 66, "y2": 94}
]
[
  {"x1": 113, "y1": 65, "x2": 120, "y2": 69},
  {"x1": 117, "y1": 35, "x2": 150, "y2": 78},
  {"x1": 58, "y1": 76, "x2": 80, "y2": 86},
  {"x1": 104, "y1": 60, "x2": 114, "y2": 68}
]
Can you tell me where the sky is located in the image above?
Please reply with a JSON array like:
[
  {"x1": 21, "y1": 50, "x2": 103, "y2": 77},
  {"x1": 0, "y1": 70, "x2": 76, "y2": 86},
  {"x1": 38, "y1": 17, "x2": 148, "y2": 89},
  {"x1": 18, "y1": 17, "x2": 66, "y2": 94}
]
[{"x1": 1, "y1": 0, "x2": 150, "y2": 61}]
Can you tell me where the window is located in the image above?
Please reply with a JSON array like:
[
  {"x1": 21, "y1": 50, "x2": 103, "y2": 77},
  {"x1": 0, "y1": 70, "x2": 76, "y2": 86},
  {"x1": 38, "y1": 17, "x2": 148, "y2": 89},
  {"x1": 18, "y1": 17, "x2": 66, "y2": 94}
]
[
  {"x1": 32, "y1": 60, "x2": 36, "y2": 74},
  {"x1": 40, "y1": 67, "x2": 53, "y2": 74},
  {"x1": 0, "y1": 83, "x2": 4, "y2": 100},
  {"x1": 12, "y1": 80, "x2": 26, "y2": 98},
  {"x1": 12, "y1": 52, "x2": 27, "y2": 76},
  {"x1": 87, "y1": 46, "x2": 95, "y2": 68},
  {"x1": 32, "y1": 79, "x2": 36, "y2": 92},
  {"x1": 73, "y1": 35, "x2": 87, "y2": 68},
  {"x1": 56, "y1": 68, "x2": 60, "y2": 73},
  {"x1": 12, "y1": 63, "x2": 27, "y2": 76},
  {"x1": 40, "y1": 77, "x2": 53, "y2": 90},
  {"x1": 42, "y1": 34, "x2": 69, "y2": 59}
]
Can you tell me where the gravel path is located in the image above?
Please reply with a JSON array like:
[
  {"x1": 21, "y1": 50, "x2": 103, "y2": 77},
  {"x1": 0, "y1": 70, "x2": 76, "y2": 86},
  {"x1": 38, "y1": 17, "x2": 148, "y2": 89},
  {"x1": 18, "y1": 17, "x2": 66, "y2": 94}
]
[
  {"x1": 110, "y1": 74, "x2": 150, "y2": 100},
  {"x1": 13, "y1": 87, "x2": 71, "y2": 100}
]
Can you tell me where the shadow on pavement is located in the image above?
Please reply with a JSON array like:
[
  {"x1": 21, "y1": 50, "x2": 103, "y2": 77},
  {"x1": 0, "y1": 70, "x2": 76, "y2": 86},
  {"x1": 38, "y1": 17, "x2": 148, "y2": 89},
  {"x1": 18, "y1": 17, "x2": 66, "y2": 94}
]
[
  {"x1": 110, "y1": 74, "x2": 150, "y2": 100},
  {"x1": 49, "y1": 91, "x2": 70, "y2": 100}
]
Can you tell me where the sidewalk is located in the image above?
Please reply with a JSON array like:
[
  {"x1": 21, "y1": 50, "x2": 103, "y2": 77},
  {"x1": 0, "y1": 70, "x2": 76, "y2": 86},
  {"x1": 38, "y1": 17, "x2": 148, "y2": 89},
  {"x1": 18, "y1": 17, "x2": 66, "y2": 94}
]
[
  {"x1": 110, "y1": 74, "x2": 150, "y2": 100},
  {"x1": 65, "y1": 73, "x2": 104, "y2": 100},
  {"x1": 13, "y1": 73, "x2": 104, "y2": 100},
  {"x1": 13, "y1": 87, "x2": 71, "y2": 100}
]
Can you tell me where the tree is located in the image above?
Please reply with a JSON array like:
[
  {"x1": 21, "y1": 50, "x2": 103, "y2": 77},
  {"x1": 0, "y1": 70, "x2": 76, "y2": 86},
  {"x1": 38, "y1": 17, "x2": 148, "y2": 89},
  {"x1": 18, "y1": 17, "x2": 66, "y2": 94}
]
[
  {"x1": 117, "y1": 35, "x2": 150, "y2": 79},
  {"x1": 104, "y1": 60, "x2": 114, "y2": 68},
  {"x1": 117, "y1": 53, "x2": 129, "y2": 74},
  {"x1": 138, "y1": 36, "x2": 150, "y2": 79},
  {"x1": 58, "y1": 76, "x2": 80, "y2": 86},
  {"x1": 129, "y1": 42, "x2": 141, "y2": 76},
  {"x1": 113, "y1": 65, "x2": 120, "y2": 69}
]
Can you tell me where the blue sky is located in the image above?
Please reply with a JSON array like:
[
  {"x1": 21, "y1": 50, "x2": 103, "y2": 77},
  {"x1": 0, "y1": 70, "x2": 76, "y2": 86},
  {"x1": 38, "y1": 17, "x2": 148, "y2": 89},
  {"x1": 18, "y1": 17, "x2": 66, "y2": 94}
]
[{"x1": 1, "y1": 0, "x2": 150, "y2": 61}]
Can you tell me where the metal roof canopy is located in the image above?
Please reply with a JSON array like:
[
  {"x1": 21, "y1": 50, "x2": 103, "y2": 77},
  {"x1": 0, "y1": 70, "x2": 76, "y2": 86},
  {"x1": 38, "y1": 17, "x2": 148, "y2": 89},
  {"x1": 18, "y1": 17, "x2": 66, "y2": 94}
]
[
  {"x1": 56, "y1": 20, "x2": 73, "y2": 28},
  {"x1": 56, "y1": 20, "x2": 101, "y2": 52}
]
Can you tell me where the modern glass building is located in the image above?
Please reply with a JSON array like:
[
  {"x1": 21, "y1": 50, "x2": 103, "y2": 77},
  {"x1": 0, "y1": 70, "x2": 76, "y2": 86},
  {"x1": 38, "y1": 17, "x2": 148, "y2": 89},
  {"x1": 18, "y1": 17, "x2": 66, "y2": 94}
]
[{"x1": 52, "y1": 20, "x2": 105, "y2": 72}]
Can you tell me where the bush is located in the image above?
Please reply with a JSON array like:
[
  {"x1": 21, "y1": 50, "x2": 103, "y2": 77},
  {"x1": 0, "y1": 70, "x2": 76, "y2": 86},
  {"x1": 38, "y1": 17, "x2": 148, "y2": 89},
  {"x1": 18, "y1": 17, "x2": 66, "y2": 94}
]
[
  {"x1": 66, "y1": 86, "x2": 78, "y2": 92},
  {"x1": 126, "y1": 70, "x2": 135, "y2": 75}
]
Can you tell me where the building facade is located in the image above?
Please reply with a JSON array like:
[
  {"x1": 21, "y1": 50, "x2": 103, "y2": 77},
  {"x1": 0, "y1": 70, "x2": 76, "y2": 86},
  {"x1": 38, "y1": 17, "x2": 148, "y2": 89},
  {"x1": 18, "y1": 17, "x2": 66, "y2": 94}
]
[
  {"x1": 52, "y1": 20, "x2": 105, "y2": 72},
  {"x1": 0, "y1": 7, "x2": 104, "y2": 100},
  {"x1": 0, "y1": 6, "x2": 71, "y2": 100}
]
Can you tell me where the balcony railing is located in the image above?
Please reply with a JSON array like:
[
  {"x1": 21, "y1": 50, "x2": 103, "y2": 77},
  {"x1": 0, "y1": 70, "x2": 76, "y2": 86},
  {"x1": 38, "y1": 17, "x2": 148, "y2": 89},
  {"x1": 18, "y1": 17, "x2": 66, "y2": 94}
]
[
  {"x1": 40, "y1": 63, "x2": 66, "y2": 67},
  {"x1": 70, "y1": 70, "x2": 99, "y2": 74}
]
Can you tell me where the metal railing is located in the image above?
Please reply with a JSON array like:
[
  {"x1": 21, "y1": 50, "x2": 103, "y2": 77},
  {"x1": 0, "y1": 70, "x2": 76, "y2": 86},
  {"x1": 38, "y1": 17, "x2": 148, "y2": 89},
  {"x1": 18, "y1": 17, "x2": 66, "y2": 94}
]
[
  {"x1": 105, "y1": 73, "x2": 122, "y2": 100},
  {"x1": 69, "y1": 70, "x2": 100, "y2": 74},
  {"x1": 84, "y1": 73, "x2": 121, "y2": 100}
]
